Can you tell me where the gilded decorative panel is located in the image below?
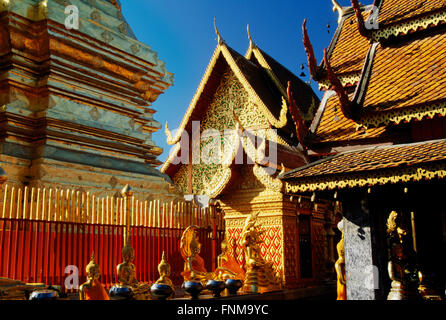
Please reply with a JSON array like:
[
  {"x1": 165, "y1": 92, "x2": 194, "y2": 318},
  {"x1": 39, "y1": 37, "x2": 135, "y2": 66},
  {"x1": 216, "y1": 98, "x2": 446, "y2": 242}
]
[
  {"x1": 226, "y1": 215, "x2": 284, "y2": 281},
  {"x1": 172, "y1": 70, "x2": 269, "y2": 196}
]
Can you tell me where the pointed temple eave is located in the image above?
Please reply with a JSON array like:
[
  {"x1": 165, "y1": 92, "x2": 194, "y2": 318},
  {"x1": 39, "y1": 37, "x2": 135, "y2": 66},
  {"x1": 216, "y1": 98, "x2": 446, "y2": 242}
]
[
  {"x1": 162, "y1": 41, "x2": 299, "y2": 174},
  {"x1": 164, "y1": 41, "x2": 290, "y2": 146}
]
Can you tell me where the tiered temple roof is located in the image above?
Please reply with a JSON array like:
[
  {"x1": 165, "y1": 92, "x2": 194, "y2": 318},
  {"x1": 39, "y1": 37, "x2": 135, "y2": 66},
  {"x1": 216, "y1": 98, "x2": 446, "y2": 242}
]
[
  {"x1": 281, "y1": 0, "x2": 446, "y2": 191},
  {"x1": 162, "y1": 29, "x2": 320, "y2": 197}
]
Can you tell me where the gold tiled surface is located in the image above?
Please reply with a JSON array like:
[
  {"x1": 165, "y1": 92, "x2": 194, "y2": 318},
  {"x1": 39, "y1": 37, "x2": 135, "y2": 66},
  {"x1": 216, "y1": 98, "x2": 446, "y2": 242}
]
[
  {"x1": 313, "y1": 94, "x2": 386, "y2": 143},
  {"x1": 363, "y1": 31, "x2": 446, "y2": 111},
  {"x1": 282, "y1": 139, "x2": 446, "y2": 179},
  {"x1": 328, "y1": 12, "x2": 371, "y2": 75},
  {"x1": 378, "y1": 0, "x2": 446, "y2": 27}
]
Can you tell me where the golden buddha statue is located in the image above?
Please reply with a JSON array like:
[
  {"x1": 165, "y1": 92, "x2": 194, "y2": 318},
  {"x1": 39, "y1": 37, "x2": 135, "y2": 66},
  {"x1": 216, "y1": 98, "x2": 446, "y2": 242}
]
[
  {"x1": 334, "y1": 221, "x2": 347, "y2": 300},
  {"x1": 215, "y1": 236, "x2": 245, "y2": 281},
  {"x1": 79, "y1": 252, "x2": 110, "y2": 300},
  {"x1": 386, "y1": 211, "x2": 419, "y2": 300},
  {"x1": 180, "y1": 226, "x2": 215, "y2": 284},
  {"x1": 240, "y1": 212, "x2": 280, "y2": 293},
  {"x1": 116, "y1": 236, "x2": 151, "y2": 300},
  {"x1": 155, "y1": 251, "x2": 175, "y2": 297}
]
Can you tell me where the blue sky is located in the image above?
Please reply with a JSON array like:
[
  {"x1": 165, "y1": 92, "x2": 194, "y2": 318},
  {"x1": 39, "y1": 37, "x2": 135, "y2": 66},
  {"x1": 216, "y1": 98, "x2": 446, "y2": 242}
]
[{"x1": 121, "y1": 0, "x2": 363, "y2": 164}]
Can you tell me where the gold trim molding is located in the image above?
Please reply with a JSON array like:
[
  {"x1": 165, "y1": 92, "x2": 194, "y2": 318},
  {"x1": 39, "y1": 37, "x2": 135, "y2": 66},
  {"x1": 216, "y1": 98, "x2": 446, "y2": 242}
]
[
  {"x1": 285, "y1": 163, "x2": 446, "y2": 193},
  {"x1": 359, "y1": 102, "x2": 446, "y2": 128},
  {"x1": 318, "y1": 73, "x2": 361, "y2": 90},
  {"x1": 372, "y1": 10, "x2": 446, "y2": 42}
]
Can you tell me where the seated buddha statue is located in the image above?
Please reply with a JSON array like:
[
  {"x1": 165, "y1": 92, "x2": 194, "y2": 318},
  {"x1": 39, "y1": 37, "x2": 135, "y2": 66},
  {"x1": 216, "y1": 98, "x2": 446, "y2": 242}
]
[
  {"x1": 215, "y1": 237, "x2": 245, "y2": 281},
  {"x1": 241, "y1": 212, "x2": 281, "y2": 293},
  {"x1": 116, "y1": 237, "x2": 151, "y2": 300},
  {"x1": 155, "y1": 251, "x2": 175, "y2": 297},
  {"x1": 79, "y1": 252, "x2": 110, "y2": 300},
  {"x1": 180, "y1": 226, "x2": 215, "y2": 284}
]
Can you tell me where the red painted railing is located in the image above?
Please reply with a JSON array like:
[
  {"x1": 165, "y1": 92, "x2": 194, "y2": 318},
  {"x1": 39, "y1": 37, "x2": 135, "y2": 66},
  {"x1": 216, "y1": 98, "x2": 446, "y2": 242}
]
[
  {"x1": 0, "y1": 217, "x2": 224, "y2": 291},
  {"x1": 0, "y1": 185, "x2": 225, "y2": 291}
]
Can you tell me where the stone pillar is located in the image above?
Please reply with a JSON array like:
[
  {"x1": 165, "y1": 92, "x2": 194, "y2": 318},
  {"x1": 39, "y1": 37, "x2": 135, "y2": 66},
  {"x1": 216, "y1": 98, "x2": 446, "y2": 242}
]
[{"x1": 342, "y1": 191, "x2": 380, "y2": 300}]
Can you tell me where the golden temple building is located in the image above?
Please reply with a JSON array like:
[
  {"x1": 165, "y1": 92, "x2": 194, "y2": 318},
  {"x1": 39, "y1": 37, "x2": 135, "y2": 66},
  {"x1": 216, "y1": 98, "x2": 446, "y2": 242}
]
[
  {"x1": 162, "y1": 26, "x2": 339, "y2": 290},
  {"x1": 281, "y1": 0, "x2": 446, "y2": 300}
]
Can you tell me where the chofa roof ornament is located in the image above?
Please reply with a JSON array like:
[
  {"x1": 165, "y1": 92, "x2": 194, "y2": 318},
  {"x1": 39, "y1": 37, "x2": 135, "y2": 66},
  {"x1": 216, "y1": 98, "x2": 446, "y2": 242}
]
[
  {"x1": 332, "y1": 0, "x2": 348, "y2": 24},
  {"x1": 323, "y1": 48, "x2": 357, "y2": 120},
  {"x1": 247, "y1": 24, "x2": 256, "y2": 49},
  {"x1": 302, "y1": 19, "x2": 323, "y2": 81},
  {"x1": 214, "y1": 18, "x2": 224, "y2": 45}
]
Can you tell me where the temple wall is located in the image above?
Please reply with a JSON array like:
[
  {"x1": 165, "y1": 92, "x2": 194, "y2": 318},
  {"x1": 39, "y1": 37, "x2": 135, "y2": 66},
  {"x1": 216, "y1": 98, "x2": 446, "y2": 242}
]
[{"x1": 218, "y1": 166, "x2": 335, "y2": 289}]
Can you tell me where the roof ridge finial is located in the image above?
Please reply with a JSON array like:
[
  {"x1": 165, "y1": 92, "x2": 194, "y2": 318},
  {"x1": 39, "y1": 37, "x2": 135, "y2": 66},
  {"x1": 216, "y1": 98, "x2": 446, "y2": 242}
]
[
  {"x1": 332, "y1": 0, "x2": 347, "y2": 24},
  {"x1": 247, "y1": 24, "x2": 255, "y2": 48},
  {"x1": 214, "y1": 17, "x2": 224, "y2": 45},
  {"x1": 302, "y1": 19, "x2": 320, "y2": 81}
]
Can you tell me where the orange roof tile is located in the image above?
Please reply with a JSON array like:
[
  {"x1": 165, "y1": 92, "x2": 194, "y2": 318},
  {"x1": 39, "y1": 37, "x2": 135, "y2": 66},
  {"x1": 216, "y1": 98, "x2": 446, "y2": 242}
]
[
  {"x1": 327, "y1": 11, "x2": 372, "y2": 76},
  {"x1": 312, "y1": 93, "x2": 387, "y2": 144},
  {"x1": 281, "y1": 138, "x2": 446, "y2": 180},
  {"x1": 378, "y1": 0, "x2": 446, "y2": 28},
  {"x1": 362, "y1": 30, "x2": 446, "y2": 113}
]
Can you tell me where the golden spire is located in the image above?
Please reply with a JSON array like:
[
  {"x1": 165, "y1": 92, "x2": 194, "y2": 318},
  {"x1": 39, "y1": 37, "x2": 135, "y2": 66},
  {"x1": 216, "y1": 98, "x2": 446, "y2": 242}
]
[{"x1": 214, "y1": 17, "x2": 224, "y2": 45}]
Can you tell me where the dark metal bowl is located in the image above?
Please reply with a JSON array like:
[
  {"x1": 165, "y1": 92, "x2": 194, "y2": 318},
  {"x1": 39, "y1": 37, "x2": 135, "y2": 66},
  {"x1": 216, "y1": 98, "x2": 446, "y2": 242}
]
[
  {"x1": 182, "y1": 281, "x2": 203, "y2": 300},
  {"x1": 150, "y1": 283, "x2": 173, "y2": 300},
  {"x1": 225, "y1": 279, "x2": 243, "y2": 295},
  {"x1": 206, "y1": 280, "x2": 226, "y2": 298},
  {"x1": 109, "y1": 285, "x2": 134, "y2": 300},
  {"x1": 29, "y1": 289, "x2": 59, "y2": 300}
]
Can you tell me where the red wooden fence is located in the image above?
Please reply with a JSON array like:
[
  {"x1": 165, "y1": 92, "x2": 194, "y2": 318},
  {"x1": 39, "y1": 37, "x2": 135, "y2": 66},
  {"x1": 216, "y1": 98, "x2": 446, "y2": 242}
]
[{"x1": 0, "y1": 185, "x2": 225, "y2": 291}]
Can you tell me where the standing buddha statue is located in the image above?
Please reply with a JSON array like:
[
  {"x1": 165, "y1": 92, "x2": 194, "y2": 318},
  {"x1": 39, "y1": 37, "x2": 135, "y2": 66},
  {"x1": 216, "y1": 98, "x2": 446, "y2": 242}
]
[{"x1": 334, "y1": 221, "x2": 347, "y2": 300}]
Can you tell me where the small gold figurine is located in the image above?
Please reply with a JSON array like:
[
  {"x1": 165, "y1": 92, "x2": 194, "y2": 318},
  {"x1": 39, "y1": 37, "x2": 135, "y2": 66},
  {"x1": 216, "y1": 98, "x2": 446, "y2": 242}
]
[
  {"x1": 334, "y1": 221, "x2": 347, "y2": 300},
  {"x1": 116, "y1": 235, "x2": 151, "y2": 300},
  {"x1": 155, "y1": 251, "x2": 175, "y2": 298},
  {"x1": 215, "y1": 236, "x2": 245, "y2": 281},
  {"x1": 240, "y1": 212, "x2": 280, "y2": 293},
  {"x1": 79, "y1": 252, "x2": 110, "y2": 300},
  {"x1": 180, "y1": 226, "x2": 215, "y2": 284}
]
